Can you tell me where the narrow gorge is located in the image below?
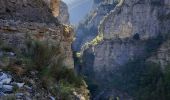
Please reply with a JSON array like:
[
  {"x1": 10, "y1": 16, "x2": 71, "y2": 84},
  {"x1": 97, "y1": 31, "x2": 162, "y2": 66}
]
[{"x1": 0, "y1": 0, "x2": 170, "y2": 100}]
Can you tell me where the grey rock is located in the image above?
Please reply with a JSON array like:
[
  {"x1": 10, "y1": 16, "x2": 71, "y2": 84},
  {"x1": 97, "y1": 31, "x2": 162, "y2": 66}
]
[
  {"x1": 49, "y1": 96, "x2": 55, "y2": 100},
  {"x1": 12, "y1": 82, "x2": 25, "y2": 88},
  {"x1": 0, "y1": 78, "x2": 12, "y2": 84},
  {"x1": 0, "y1": 73, "x2": 8, "y2": 80},
  {"x1": 8, "y1": 52, "x2": 16, "y2": 56},
  {"x1": 0, "y1": 73, "x2": 12, "y2": 84},
  {"x1": 2, "y1": 85, "x2": 13, "y2": 92},
  {"x1": 16, "y1": 93, "x2": 24, "y2": 99},
  {"x1": 24, "y1": 85, "x2": 32, "y2": 91},
  {"x1": 16, "y1": 83, "x2": 25, "y2": 88},
  {"x1": 0, "y1": 92, "x2": 6, "y2": 96},
  {"x1": 25, "y1": 96, "x2": 32, "y2": 100}
]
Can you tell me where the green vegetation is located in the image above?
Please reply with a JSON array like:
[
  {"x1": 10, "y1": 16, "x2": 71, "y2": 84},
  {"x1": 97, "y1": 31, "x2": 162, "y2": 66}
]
[
  {"x1": 78, "y1": 33, "x2": 103, "y2": 57},
  {"x1": 90, "y1": 33, "x2": 103, "y2": 46},
  {"x1": 0, "y1": 38, "x2": 89, "y2": 99},
  {"x1": 1, "y1": 94, "x2": 16, "y2": 100},
  {"x1": 110, "y1": 60, "x2": 170, "y2": 100},
  {"x1": 0, "y1": 43, "x2": 14, "y2": 52},
  {"x1": 85, "y1": 78, "x2": 99, "y2": 96},
  {"x1": 164, "y1": 64, "x2": 170, "y2": 99},
  {"x1": 24, "y1": 39, "x2": 89, "y2": 99}
]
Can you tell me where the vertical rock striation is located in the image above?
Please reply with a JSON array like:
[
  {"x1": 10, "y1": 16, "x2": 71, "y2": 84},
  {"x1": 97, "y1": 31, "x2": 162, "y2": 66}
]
[{"x1": 78, "y1": 0, "x2": 170, "y2": 99}]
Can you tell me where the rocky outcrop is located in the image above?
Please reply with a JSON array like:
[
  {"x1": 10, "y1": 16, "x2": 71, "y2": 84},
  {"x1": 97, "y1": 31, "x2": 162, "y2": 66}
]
[
  {"x1": 0, "y1": 0, "x2": 90, "y2": 99},
  {"x1": 0, "y1": 19, "x2": 74, "y2": 68},
  {"x1": 78, "y1": 0, "x2": 170, "y2": 99},
  {"x1": 0, "y1": 0, "x2": 73, "y2": 68}
]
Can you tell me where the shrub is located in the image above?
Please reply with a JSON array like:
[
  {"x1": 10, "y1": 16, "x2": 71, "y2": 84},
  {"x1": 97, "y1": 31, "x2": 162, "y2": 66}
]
[
  {"x1": 164, "y1": 64, "x2": 170, "y2": 99},
  {"x1": 25, "y1": 40, "x2": 61, "y2": 70},
  {"x1": 110, "y1": 60, "x2": 167, "y2": 100},
  {"x1": 0, "y1": 44, "x2": 14, "y2": 52},
  {"x1": 24, "y1": 39, "x2": 88, "y2": 99}
]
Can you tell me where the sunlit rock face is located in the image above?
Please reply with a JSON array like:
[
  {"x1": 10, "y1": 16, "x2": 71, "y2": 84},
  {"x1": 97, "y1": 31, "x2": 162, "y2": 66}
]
[
  {"x1": 50, "y1": 0, "x2": 60, "y2": 17},
  {"x1": 43, "y1": 0, "x2": 60, "y2": 17},
  {"x1": 42, "y1": 0, "x2": 61, "y2": 17}
]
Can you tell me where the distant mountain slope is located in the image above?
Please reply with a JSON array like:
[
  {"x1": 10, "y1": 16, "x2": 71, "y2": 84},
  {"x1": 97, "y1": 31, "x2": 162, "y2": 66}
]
[{"x1": 62, "y1": 0, "x2": 93, "y2": 25}]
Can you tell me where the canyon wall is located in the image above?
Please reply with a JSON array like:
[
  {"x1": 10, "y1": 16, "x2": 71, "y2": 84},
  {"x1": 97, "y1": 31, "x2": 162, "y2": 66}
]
[
  {"x1": 76, "y1": 0, "x2": 170, "y2": 99},
  {"x1": 0, "y1": 0, "x2": 90, "y2": 99}
]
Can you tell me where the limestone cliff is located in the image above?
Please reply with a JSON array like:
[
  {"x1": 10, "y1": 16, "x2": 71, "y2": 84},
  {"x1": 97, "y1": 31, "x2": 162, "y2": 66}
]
[{"x1": 76, "y1": 0, "x2": 170, "y2": 99}]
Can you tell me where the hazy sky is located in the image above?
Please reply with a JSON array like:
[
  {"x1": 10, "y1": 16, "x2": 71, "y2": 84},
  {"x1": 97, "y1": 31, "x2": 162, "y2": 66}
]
[
  {"x1": 62, "y1": 0, "x2": 93, "y2": 25},
  {"x1": 62, "y1": 0, "x2": 79, "y2": 6}
]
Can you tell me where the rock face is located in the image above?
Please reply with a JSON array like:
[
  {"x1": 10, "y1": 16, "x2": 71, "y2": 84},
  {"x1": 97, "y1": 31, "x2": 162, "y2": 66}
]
[
  {"x1": 91, "y1": 0, "x2": 170, "y2": 78},
  {"x1": 73, "y1": 0, "x2": 117, "y2": 51},
  {"x1": 0, "y1": 20, "x2": 74, "y2": 68},
  {"x1": 77, "y1": 0, "x2": 170, "y2": 99},
  {"x1": 57, "y1": 1, "x2": 70, "y2": 24},
  {"x1": 0, "y1": 0, "x2": 74, "y2": 68},
  {"x1": 0, "y1": 0, "x2": 89, "y2": 99},
  {"x1": 0, "y1": 0, "x2": 60, "y2": 23},
  {"x1": 148, "y1": 38, "x2": 170, "y2": 69},
  {"x1": 0, "y1": 0, "x2": 73, "y2": 68}
]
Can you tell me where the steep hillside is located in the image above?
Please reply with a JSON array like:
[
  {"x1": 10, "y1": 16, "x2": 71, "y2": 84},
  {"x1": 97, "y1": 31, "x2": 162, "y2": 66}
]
[{"x1": 63, "y1": 0, "x2": 93, "y2": 25}]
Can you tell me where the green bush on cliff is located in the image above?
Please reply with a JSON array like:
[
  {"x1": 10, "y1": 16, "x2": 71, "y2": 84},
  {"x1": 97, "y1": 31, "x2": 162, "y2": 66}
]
[
  {"x1": 0, "y1": 43, "x2": 14, "y2": 52},
  {"x1": 110, "y1": 60, "x2": 170, "y2": 100},
  {"x1": 24, "y1": 39, "x2": 89, "y2": 99},
  {"x1": 25, "y1": 40, "x2": 61, "y2": 70},
  {"x1": 164, "y1": 64, "x2": 170, "y2": 99},
  {"x1": 0, "y1": 37, "x2": 89, "y2": 99}
]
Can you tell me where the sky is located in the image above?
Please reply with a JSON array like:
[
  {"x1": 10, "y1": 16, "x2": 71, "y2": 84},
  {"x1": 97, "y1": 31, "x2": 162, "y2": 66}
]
[
  {"x1": 62, "y1": 0, "x2": 79, "y2": 6},
  {"x1": 62, "y1": 0, "x2": 93, "y2": 25}
]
